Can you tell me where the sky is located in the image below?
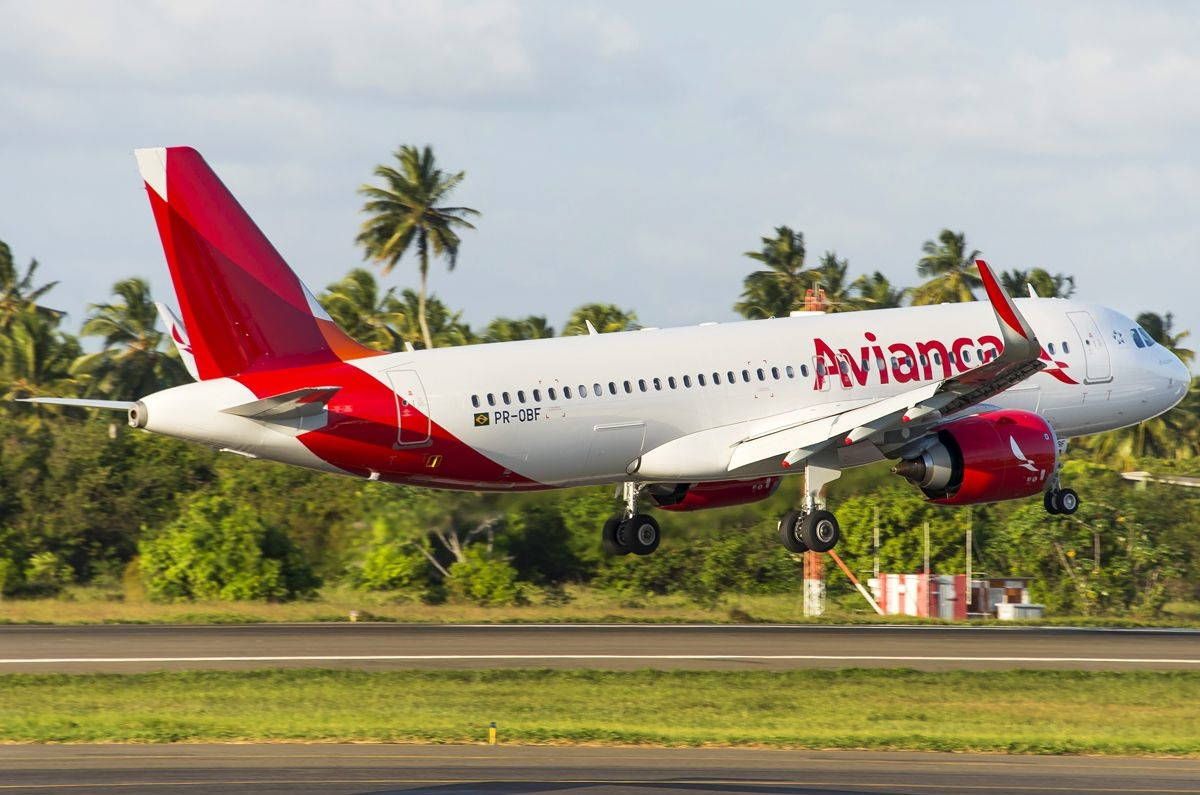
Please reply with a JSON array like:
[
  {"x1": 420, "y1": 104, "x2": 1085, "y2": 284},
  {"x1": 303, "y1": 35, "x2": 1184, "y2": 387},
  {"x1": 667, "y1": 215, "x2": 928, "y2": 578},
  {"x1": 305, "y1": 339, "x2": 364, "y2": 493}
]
[{"x1": 1, "y1": 0, "x2": 1197, "y2": 348}]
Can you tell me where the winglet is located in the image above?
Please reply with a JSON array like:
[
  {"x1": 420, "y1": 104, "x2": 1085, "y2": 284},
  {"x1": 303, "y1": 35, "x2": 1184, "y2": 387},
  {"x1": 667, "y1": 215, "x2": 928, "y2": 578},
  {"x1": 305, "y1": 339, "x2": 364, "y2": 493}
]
[{"x1": 977, "y1": 260, "x2": 1040, "y2": 357}]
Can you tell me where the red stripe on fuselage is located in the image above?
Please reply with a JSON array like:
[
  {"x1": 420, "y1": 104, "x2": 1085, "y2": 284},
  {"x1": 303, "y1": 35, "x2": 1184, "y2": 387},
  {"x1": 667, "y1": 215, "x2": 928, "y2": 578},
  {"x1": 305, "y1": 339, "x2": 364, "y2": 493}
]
[{"x1": 235, "y1": 362, "x2": 543, "y2": 491}]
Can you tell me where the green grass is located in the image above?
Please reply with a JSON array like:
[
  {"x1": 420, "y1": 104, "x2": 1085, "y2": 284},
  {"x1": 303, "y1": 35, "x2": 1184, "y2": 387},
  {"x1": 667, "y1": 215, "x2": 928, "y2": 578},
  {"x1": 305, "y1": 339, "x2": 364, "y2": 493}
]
[
  {"x1": 3, "y1": 587, "x2": 1200, "y2": 628},
  {"x1": 2, "y1": 668, "x2": 1198, "y2": 754}
]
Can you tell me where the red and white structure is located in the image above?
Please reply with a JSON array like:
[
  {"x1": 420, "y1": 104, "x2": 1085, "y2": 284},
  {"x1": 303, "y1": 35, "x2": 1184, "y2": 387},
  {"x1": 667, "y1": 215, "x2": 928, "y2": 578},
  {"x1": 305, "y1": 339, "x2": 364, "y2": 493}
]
[{"x1": 21, "y1": 147, "x2": 1191, "y2": 560}]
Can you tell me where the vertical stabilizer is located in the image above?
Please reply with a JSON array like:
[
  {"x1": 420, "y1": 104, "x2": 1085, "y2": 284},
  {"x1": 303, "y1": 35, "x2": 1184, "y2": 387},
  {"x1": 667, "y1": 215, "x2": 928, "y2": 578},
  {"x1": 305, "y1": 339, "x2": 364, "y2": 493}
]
[{"x1": 135, "y1": 146, "x2": 380, "y2": 380}]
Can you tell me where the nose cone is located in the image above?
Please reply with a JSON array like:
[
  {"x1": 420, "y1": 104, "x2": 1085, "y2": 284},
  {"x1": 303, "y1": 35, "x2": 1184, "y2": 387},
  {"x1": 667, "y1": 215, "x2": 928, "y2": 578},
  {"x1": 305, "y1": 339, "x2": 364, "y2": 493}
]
[{"x1": 1165, "y1": 351, "x2": 1192, "y2": 406}]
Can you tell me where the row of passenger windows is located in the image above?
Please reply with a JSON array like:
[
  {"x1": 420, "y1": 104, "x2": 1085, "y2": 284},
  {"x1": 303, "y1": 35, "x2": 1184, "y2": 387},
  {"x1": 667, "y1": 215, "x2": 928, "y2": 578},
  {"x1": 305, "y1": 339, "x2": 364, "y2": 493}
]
[{"x1": 471, "y1": 365, "x2": 802, "y2": 408}]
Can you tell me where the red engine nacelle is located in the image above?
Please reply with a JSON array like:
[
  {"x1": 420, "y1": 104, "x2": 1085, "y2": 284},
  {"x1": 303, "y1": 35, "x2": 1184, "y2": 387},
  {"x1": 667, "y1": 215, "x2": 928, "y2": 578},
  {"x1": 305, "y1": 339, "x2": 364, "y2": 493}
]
[
  {"x1": 651, "y1": 476, "x2": 782, "y2": 512},
  {"x1": 893, "y1": 409, "x2": 1057, "y2": 505}
]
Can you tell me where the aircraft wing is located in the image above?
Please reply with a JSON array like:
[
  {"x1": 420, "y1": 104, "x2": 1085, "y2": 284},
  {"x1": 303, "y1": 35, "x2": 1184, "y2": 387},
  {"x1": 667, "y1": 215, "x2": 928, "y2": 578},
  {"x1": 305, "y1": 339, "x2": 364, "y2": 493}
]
[
  {"x1": 726, "y1": 260, "x2": 1045, "y2": 472},
  {"x1": 221, "y1": 386, "x2": 341, "y2": 422}
]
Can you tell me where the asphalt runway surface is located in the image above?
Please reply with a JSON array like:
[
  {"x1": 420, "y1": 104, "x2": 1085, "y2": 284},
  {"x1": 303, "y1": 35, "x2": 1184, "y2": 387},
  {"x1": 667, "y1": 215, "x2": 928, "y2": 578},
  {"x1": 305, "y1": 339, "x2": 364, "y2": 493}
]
[
  {"x1": 1, "y1": 623, "x2": 1198, "y2": 672},
  {"x1": 1, "y1": 744, "x2": 1198, "y2": 794}
]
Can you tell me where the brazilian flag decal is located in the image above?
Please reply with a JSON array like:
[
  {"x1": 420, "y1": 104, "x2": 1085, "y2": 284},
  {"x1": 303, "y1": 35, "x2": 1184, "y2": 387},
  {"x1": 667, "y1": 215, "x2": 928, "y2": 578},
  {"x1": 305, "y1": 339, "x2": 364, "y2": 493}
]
[{"x1": 474, "y1": 412, "x2": 490, "y2": 427}]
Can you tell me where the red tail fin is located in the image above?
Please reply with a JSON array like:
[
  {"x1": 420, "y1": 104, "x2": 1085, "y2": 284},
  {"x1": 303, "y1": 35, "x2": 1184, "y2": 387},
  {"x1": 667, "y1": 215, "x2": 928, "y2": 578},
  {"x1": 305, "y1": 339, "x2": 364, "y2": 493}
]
[{"x1": 135, "y1": 147, "x2": 380, "y2": 380}]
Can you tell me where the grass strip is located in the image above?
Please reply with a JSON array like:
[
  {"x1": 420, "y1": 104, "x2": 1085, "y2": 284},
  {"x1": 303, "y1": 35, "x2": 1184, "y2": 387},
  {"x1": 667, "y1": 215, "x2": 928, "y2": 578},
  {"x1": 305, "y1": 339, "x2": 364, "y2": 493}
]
[{"x1": 1, "y1": 668, "x2": 1198, "y2": 754}]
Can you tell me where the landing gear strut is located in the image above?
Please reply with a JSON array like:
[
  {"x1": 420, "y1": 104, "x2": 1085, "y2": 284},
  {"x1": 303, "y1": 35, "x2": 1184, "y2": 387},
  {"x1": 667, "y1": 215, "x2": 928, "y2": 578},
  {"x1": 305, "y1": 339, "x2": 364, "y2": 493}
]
[
  {"x1": 777, "y1": 459, "x2": 842, "y2": 553},
  {"x1": 602, "y1": 482, "x2": 661, "y2": 556},
  {"x1": 1044, "y1": 439, "x2": 1079, "y2": 516}
]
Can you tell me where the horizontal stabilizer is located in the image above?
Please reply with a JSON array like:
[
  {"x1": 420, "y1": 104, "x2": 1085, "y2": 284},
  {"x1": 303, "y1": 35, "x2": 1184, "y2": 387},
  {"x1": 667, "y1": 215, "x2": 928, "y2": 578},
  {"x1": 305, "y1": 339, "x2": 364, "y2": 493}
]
[
  {"x1": 221, "y1": 386, "x2": 340, "y2": 422},
  {"x1": 17, "y1": 397, "x2": 136, "y2": 411}
]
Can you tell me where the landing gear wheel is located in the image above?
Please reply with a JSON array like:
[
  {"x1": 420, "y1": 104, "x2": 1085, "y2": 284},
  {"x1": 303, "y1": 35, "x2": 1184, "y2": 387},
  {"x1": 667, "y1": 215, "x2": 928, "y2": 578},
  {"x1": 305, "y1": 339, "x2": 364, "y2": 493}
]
[
  {"x1": 778, "y1": 509, "x2": 808, "y2": 553},
  {"x1": 1044, "y1": 490, "x2": 1061, "y2": 515},
  {"x1": 622, "y1": 514, "x2": 661, "y2": 556},
  {"x1": 800, "y1": 509, "x2": 841, "y2": 552},
  {"x1": 1057, "y1": 488, "x2": 1079, "y2": 515},
  {"x1": 601, "y1": 515, "x2": 628, "y2": 556}
]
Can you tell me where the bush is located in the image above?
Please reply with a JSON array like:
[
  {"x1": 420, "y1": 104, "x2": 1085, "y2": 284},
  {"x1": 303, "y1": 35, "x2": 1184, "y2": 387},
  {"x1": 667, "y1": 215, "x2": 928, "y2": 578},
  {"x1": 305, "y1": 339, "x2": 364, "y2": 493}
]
[
  {"x1": 138, "y1": 495, "x2": 319, "y2": 602},
  {"x1": 23, "y1": 551, "x2": 74, "y2": 595},
  {"x1": 357, "y1": 519, "x2": 433, "y2": 592},
  {"x1": 446, "y1": 546, "x2": 522, "y2": 606}
]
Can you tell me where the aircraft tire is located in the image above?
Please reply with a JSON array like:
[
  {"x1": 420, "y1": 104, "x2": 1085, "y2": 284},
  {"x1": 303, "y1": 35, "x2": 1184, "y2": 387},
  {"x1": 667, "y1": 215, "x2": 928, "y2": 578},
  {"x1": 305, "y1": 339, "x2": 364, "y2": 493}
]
[
  {"x1": 801, "y1": 509, "x2": 840, "y2": 552},
  {"x1": 624, "y1": 514, "x2": 661, "y2": 556},
  {"x1": 778, "y1": 510, "x2": 808, "y2": 553},
  {"x1": 1044, "y1": 490, "x2": 1061, "y2": 515},
  {"x1": 1057, "y1": 488, "x2": 1079, "y2": 515},
  {"x1": 601, "y1": 516, "x2": 629, "y2": 555}
]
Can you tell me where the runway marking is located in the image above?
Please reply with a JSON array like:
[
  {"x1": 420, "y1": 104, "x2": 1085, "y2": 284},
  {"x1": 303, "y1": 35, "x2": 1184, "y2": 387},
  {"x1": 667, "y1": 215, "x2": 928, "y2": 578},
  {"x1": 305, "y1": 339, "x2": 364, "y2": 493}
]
[
  {"x1": 1, "y1": 654, "x2": 1197, "y2": 665},
  {"x1": 0, "y1": 779, "x2": 1197, "y2": 792}
]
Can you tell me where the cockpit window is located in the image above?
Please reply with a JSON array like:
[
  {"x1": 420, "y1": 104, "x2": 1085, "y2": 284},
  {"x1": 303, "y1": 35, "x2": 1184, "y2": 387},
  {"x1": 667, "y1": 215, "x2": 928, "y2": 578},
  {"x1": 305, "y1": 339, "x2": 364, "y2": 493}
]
[{"x1": 1132, "y1": 327, "x2": 1155, "y2": 348}]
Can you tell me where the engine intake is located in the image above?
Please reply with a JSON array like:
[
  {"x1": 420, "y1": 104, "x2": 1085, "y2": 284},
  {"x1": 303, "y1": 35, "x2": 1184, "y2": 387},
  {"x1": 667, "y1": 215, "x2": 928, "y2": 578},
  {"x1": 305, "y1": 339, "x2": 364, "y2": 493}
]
[{"x1": 893, "y1": 409, "x2": 1057, "y2": 505}]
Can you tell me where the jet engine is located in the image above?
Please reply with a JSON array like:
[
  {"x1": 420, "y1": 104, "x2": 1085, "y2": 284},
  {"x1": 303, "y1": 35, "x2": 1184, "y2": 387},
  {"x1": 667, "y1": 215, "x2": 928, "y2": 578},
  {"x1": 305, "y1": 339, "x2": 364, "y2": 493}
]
[
  {"x1": 650, "y1": 476, "x2": 782, "y2": 512},
  {"x1": 892, "y1": 409, "x2": 1057, "y2": 505}
]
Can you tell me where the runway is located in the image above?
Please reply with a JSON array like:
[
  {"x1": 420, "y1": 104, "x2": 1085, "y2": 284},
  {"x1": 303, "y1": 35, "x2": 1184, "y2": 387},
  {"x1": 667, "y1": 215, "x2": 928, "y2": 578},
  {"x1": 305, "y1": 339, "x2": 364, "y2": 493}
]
[
  {"x1": 1, "y1": 744, "x2": 1197, "y2": 794},
  {"x1": 0, "y1": 623, "x2": 1198, "y2": 672}
]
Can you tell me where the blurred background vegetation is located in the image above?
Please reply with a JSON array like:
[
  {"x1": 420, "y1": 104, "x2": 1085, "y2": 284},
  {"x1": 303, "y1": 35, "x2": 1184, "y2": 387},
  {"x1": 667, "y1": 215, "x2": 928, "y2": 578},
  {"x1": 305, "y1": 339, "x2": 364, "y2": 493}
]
[{"x1": 1, "y1": 146, "x2": 1197, "y2": 618}]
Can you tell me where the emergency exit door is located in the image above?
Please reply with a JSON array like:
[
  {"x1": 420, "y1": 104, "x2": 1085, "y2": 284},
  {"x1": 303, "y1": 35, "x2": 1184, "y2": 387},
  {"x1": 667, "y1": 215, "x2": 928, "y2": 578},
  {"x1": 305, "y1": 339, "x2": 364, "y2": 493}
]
[
  {"x1": 386, "y1": 370, "x2": 431, "y2": 445},
  {"x1": 1067, "y1": 311, "x2": 1112, "y2": 383}
]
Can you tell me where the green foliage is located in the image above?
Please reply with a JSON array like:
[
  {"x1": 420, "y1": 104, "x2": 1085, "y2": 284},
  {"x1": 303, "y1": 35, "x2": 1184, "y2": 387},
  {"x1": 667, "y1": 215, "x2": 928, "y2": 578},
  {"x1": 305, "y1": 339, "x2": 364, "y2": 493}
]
[
  {"x1": 23, "y1": 551, "x2": 73, "y2": 594},
  {"x1": 562, "y1": 303, "x2": 638, "y2": 336},
  {"x1": 911, "y1": 229, "x2": 982, "y2": 305},
  {"x1": 138, "y1": 495, "x2": 318, "y2": 602},
  {"x1": 357, "y1": 521, "x2": 432, "y2": 592},
  {"x1": 445, "y1": 546, "x2": 521, "y2": 606}
]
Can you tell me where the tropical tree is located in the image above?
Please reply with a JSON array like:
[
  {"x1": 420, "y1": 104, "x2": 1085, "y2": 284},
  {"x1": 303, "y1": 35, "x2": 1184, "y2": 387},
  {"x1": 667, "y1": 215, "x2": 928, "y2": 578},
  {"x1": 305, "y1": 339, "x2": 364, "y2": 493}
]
[
  {"x1": 319, "y1": 268, "x2": 403, "y2": 352},
  {"x1": 910, "y1": 229, "x2": 982, "y2": 305},
  {"x1": 735, "y1": 226, "x2": 811, "y2": 319},
  {"x1": 482, "y1": 315, "x2": 555, "y2": 343},
  {"x1": 387, "y1": 289, "x2": 475, "y2": 349},
  {"x1": 1137, "y1": 312, "x2": 1194, "y2": 367},
  {"x1": 0, "y1": 311, "x2": 83, "y2": 425},
  {"x1": 850, "y1": 271, "x2": 909, "y2": 310},
  {"x1": 563, "y1": 304, "x2": 638, "y2": 336},
  {"x1": 0, "y1": 239, "x2": 60, "y2": 328},
  {"x1": 356, "y1": 145, "x2": 480, "y2": 350},
  {"x1": 1000, "y1": 268, "x2": 1076, "y2": 299},
  {"x1": 72, "y1": 277, "x2": 189, "y2": 399},
  {"x1": 809, "y1": 251, "x2": 855, "y2": 312}
]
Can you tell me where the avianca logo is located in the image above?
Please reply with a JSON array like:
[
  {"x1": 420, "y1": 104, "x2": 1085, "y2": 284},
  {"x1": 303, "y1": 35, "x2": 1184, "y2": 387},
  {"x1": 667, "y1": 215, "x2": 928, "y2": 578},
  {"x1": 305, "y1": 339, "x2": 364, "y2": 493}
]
[
  {"x1": 1009, "y1": 436, "x2": 1039, "y2": 472},
  {"x1": 811, "y1": 332, "x2": 1078, "y2": 390},
  {"x1": 170, "y1": 324, "x2": 194, "y2": 356}
]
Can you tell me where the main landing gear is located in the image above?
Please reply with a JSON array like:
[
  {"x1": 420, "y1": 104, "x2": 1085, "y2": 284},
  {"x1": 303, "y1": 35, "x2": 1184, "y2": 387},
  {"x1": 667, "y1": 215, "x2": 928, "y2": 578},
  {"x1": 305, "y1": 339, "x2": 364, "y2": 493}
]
[
  {"x1": 777, "y1": 460, "x2": 842, "y2": 553},
  {"x1": 1044, "y1": 439, "x2": 1080, "y2": 516},
  {"x1": 602, "y1": 482, "x2": 662, "y2": 556}
]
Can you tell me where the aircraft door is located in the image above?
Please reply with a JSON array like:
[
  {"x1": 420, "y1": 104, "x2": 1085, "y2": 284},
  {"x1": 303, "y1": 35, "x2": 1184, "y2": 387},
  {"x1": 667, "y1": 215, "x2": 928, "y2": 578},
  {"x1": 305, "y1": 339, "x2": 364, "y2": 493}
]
[
  {"x1": 386, "y1": 369, "x2": 431, "y2": 445},
  {"x1": 1067, "y1": 311, "x2": 1112, "y2": 383}
]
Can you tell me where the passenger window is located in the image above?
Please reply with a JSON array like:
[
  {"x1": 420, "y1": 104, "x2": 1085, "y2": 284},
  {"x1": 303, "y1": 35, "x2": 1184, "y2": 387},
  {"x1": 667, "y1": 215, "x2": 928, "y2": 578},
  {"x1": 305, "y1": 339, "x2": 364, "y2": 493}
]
[
  {"x1": 962, "y1": 349, "x2": 971, "y2": 363},
  {"x1": 756, "y1": 368, "x2": 765, "y2": 380},
  {"x1": 563, "y1": 386, "x2": 572, "y2": 399},
  {"x1": 947, "y1": 352, "x2": 955, "y2": 365},
  {"x1": 713, "y1": 372, "x2": 722, "y2": 385},
  {"x1": 932, "y1": 352, "x2": 941, "y2": 365},
  {"x1": 593, "y1": 383, "x2": 602, "y2": 396},
  {"x1": 517, "y1": 390, "x2": 526, "y2": 403},
  {"x1": 919, "y1": 354, "x2": 928, "y2": 367},
  {"x1": 1062, "y1": 341, "x2": 1070, "y2": 353},
  {"x1": 638, "y1": 379, "x2": 647, "y2": 392},
  {"x1": 786, "y1": 365, "x2": 795, "y2": 378},
  {"x1": 683, "y1": 375, "x2": 692, "y2": 388},
  {"x1": 877, "y1": 358, "x2": 885, "y2": 371},
  {"x1": 532, "y1": 389, "x2": 541, "y2": 402},
  {"x1": 890, "y1": 357, "x2": 897, "y2": 368},
  {"x1": 502, "y1": 392, "x2": 511, "y2": 405},
  {"x1": 817, "y1": 362, "x2": 827, "y2": 376},
  {"x1": 727, "y1": 370, "x2": 736, "y2": 383},
  {"x1": 1048, "y1": 343, "x2": 1055, "y2": 355},
  {"x1": 653, "y1": 377, "x2": 662, "y2": 390},
  {"x1": 487, "y1": 393, "x2": 496, "y2": 407},
  {"x1": 837, "y1": 362, "x2": 847, "y2": 375},
  {"x1": 471, "y1": 395, "x2": 480, "y2": 408},
  {"x1": 668, "y1": 376, "x2": 677, "y2": 389},
  {"x1": 771, "y1": 366, "x2": 780, "y2": 379},
  {"x1": 608, "y1": 382, "x2": 617, "y2": 395},
  {"x1": 623, "y1": 380, "x2": 632, "y2": 394},
  {"x1": 697, "y1": 374, "x2": 707, "y2": 386},
  {"x1": 548, "y1": 387, "x2": 557, "y2": 401},
  {"x1": 800, "y1": 364, "x2": 809, "y2": 377},
  {"x1": 742, "y1": 370, "x2": 751, "y2": 382}
]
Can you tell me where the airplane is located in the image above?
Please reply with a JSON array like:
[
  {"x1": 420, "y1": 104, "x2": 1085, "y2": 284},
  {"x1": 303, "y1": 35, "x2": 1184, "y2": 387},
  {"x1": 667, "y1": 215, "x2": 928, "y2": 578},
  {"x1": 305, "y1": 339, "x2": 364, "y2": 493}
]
[{"x1": 20, "y1": 147, "x2": 1191, "y2": 558}]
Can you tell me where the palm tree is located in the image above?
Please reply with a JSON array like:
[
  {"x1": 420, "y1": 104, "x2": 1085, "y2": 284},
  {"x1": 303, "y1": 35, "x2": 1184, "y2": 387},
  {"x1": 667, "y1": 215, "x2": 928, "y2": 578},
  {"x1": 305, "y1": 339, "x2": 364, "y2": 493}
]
[
  {"x1": 356, "y1": 145, "x2": 480, "y2": 350},
  {"x1": 1136, "y1": 312, "x2": 1194, "y2": 367},
  {"x1": 386, "y1": 289, "x2": 475, "y2": 349},
  {"x1": 735, "y1": 226, "x2": 811, "y2": 319},
  {"x1": 563, "y1": 304, "x2": 638, "y2": 336},
  {"x1": 910, "y1": 229, "x2": 982, "y2": 305},
  {"x1": 809, "y1": 252, "x2": 856, "y2": 313},
  {"x1": 0, "y1": 239, "x2": 60, "y2": 328},
  {"x1": 1000, "y1": 268, "x2": 1076, "y2": 299},
  {"x1": 850, "y1": 271, "x2": 909, "y2": 310},
  {"x1": 0, "y1": 311, "x2": 83, "y2": 425},
  {"x1": 72, "y1": 278, "x2": 189, "y2": 399},
  {"x1": 319, "y1": 269, "x2": 403, "y2": 352},
  {"x1": 482, "y1": 316, "x2": 556, "y2": 343}
]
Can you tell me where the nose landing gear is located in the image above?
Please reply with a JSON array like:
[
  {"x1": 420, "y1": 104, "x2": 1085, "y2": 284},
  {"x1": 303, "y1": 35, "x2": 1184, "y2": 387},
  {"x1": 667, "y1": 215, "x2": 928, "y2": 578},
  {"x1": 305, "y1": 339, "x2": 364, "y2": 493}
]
[{"x1": 602, "y1": 482, "x2": 662, "y2": 556}]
